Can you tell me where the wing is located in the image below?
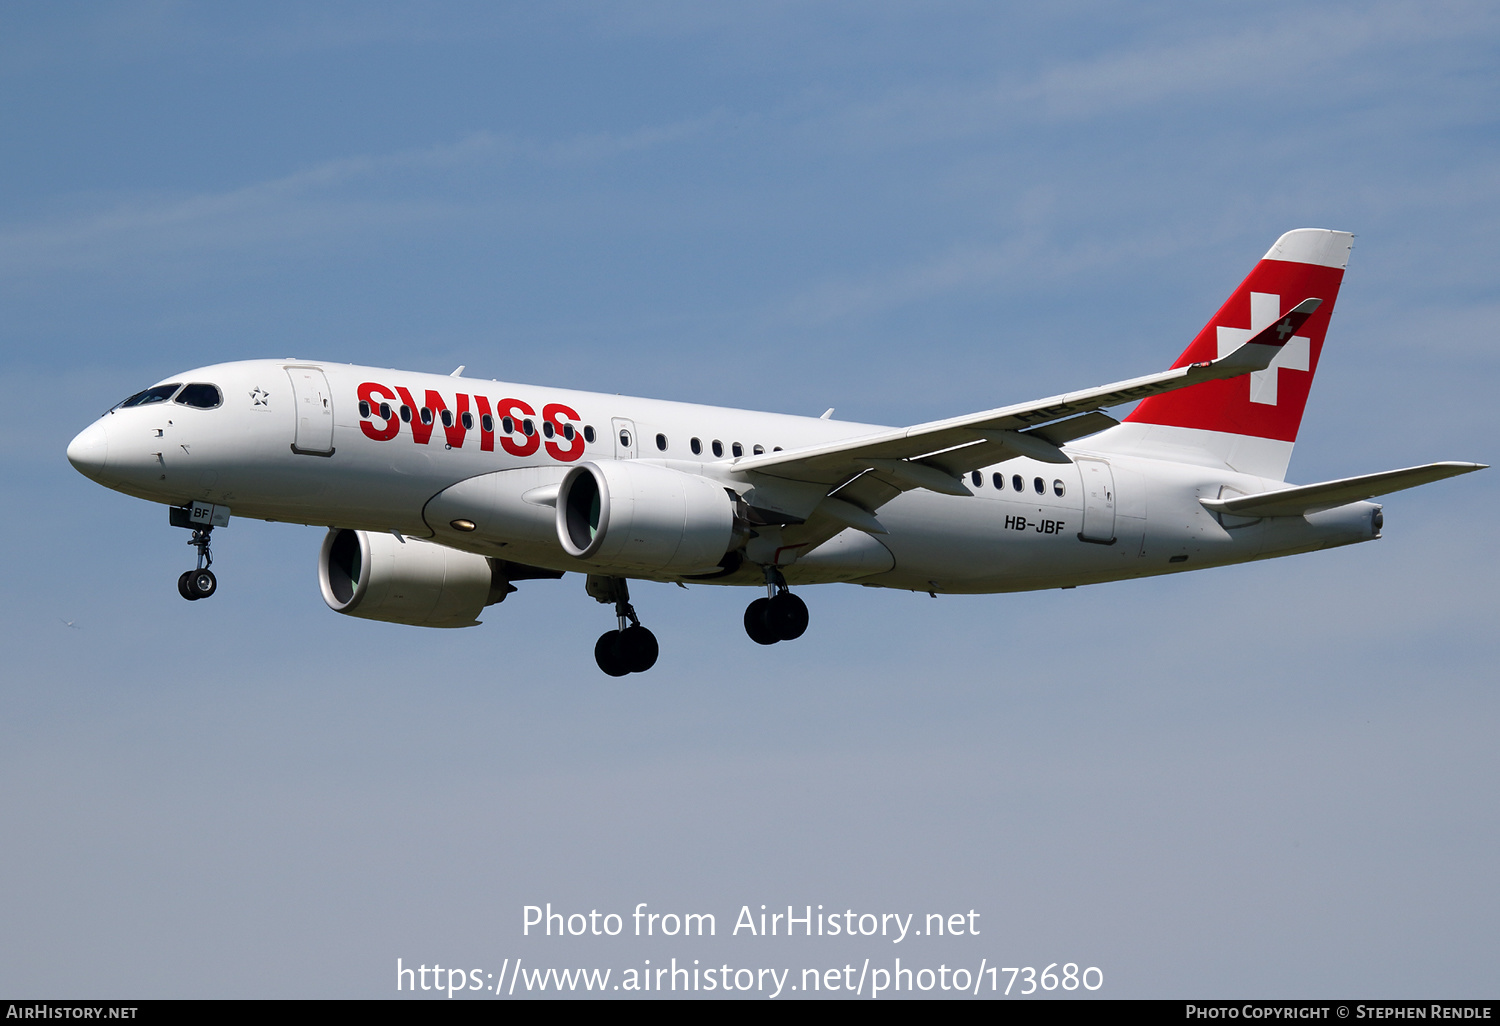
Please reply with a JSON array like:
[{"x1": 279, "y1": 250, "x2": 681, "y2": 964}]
[{"x1": 732, "y1": 299, "x2": 1324, "y2": 521}]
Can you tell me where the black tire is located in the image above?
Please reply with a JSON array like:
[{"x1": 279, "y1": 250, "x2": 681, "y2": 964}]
[
  {"x1": 594, "y1": 631, "x2": 630, "y2": 677},
  {"x1": 766, "y1": 591, "x2": 808, "y2": 640},
  {"x1": 189, "y1": 569, "x2": 217, "y2": 599},
  {"x1": 619, "y1": 625, "x2": 659, "y2": 673},
  {"x1": 744, "y1": 598, "x2": 779, "y2": 645},
  {"x1": 178, "y1": 571, "x2": 199, "y2": 601}
]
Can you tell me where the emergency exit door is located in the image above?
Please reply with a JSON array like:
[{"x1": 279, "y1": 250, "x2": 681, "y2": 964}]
[{"x1": 612, "y1": 417, "x2": 637, "y2": 459}]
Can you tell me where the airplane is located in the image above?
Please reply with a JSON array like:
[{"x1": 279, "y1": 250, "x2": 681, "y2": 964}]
[{"x1": 66, "y1": 229, "x2": 1484, "y2": 676}]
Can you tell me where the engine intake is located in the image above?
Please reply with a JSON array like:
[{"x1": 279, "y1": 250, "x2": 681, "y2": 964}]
[
  {"x1": 557, "y1": 461, "x2": 735, "y2": 573},
  {"x1": 318, "y1": 528, "x2": 507, "y2": 628}
]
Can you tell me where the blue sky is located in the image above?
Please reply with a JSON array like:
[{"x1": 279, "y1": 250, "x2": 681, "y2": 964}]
[{"x1": 1, "y1": 1, "x2": 1496, "y2": 998}]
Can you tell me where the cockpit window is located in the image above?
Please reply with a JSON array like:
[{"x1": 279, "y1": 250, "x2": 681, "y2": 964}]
[
  {"x1": 114, "y1": 383, "x2": 182, "y2": 409},
  {"x1": 174, "y1": 383, "x2": 222, "y2": 409}
]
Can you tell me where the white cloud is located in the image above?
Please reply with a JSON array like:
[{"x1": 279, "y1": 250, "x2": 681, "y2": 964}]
[
  {"x1": 780, "y1": 224, "x2": 1203, "y2": 324},
  {"x1": 0, "y1": 117, "x2": 723, "y2": 278},
  {"x1": 828, "y1": 2, "x2": 1498, "y2": 146}
]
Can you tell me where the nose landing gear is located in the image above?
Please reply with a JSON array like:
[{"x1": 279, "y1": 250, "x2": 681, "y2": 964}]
[
  {"x1": 169, "y1": 503, "x2": 229, "y2": 601},
  {"x1": 177, "y1": 526, "x2": 217, "y2": 600},
  {"x1": 744, "y1": 566, "x2": 808, "y2": 645},
  {"x1": 587, "y1": 576, "x2": 658, "y2": 676}
]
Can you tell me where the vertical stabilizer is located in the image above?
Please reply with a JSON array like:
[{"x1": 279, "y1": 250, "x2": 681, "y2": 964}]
[{"x1": 1089, "y1": 229, "x2": 1353, "y2": 480}]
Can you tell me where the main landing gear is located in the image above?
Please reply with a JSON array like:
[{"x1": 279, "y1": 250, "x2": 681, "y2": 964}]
[
  {"x1": 744, "y1": 566, "x2": 808, "y2": 646},
  {"x1": 587, "y1": 576, "x2": 658, "y2": 677},
  {"x1": 177, "y1": 526, "x2": 217, "y2": 601}
]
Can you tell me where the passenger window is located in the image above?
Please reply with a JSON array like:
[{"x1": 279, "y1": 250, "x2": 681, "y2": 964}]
[
  {"x1": 656, "y1": 433, "x2": 667, "y2": 451},
  {"x1": 563, "y1": 423, "x2": 575, "y2": 441},
  {"x1": 523, "y1": 419, "x2": 535, "y2": 436},
  {"x1": 420, "y1": 408, "x2": 433, "y2": 425},
  {"x1": 753, "y1": 444, "x2": 764, "y2": 455},
  {"x1": 400, "y1": 405, "x2": 412, "y2": 423},
  {"x1": 461, "y1": 411, "x2": 474, "y2": 430},
  {"x1": 542, "y1": 421, "x2": 554, "y2": 438},
  {"x1": 379, "y1": 402, "x2": 392, "y2": 421},
  {"x1": 993, "y1": 472, "x2": 1004, "y2": 490},
  {"x1": 712, "y1": 440, "x2": 724, "y2": 457},
  {"x1": 441, "y1": 410, "x2": 453, "y2": 428},
  {"x1": 1053, "y1": 479, "x2": 1065, "y2": 497},
  {"x1": 481, "y1": 414, "x2": 493, "y2": 432},
  {"x1": 971, "y1": 470, "x2": 982, "y2": 487},
  {"x1": 618, "y1": 428, "x2": 631, "y2": 447},
  {"x1": 1012, "y1": 474, "x2": 1024, "y2": 491},
  {"x1": 502, "y1": 416, "x2": 514, "y2": 433},
  {"x1": 358, "y1": 400, "x2": 371, "y2": 418},
  {"x1": 583, "y1": 425, "x2": 596, "y2": 443},
  {"x1": 732, "y1": 442, "x2": 743, "y2": 457},
  {"x1": 773, "y1": 446, "x2": 782, "y2": 452},
  {"x1": 691, "y1": 437, "x2": 702, "y2": 455},
  {"x1": 174, "y1": 383, "x2": 221, "y2": 409},
  {"x1": 1034, "y1": 477, "x2": 1045, "y2": 495}
]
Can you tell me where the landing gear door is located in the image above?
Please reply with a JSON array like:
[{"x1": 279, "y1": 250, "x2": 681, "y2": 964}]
[
  {"x1": 611, "y1": 418, "x2": 637, "y2": 460},
  {"x1": 1076, "y1": 457, "x2": 1116, "y2": 544},
  {"x1": 286, "y1": 366, "x2": 335, "y2": 456}
]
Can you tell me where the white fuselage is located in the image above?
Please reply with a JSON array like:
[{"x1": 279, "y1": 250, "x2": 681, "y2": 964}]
[{"x1": 67, "y1": 359, "x2": 1380, "y2": 595}]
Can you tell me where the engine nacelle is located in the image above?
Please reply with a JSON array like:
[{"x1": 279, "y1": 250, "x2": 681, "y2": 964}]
[
  {"x1": 557, "y1": 461, "x2": 735, "y2": 573},
  {"x1": 318, "y1": 528, "x2": 505, "y2": 628}
]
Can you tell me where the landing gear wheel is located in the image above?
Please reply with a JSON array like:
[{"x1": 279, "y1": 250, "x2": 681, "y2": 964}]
[
  {"x1": 588, "y1": 576, "x2": 662, "y2": 676},
  {"x1": 595, "y1": 631, "x2": 630, "y2": 676},
  {"x1": 744, "y1": 598, "x2": 779, "y2": 645},
  {"x1": 619, "y1": 625, "x2": 659, "y2": 673},
  {"x1": 174, "y1": 522, "x2": 218, "y2": 600},
  {"x1": 765, "y1": 592, "x2": 808, "y2": 640},
  {"x1": 188, "y1": 569, "x2": 217, "y2": 599}
]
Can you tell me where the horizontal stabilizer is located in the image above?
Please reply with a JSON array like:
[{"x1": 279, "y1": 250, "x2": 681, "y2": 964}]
[{"x1": 1200, "y1": 462, "x2": 1487, "y2": 518}]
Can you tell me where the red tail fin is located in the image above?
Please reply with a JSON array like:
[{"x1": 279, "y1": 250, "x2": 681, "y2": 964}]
[{"x1": 1125, "y1": 229, "x2": 1352, "y2": 444}]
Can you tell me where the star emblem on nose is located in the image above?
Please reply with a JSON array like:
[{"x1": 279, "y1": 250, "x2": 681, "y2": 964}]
[{"x1": 250, "y1": 387, "x2": 270, "y2": 406}]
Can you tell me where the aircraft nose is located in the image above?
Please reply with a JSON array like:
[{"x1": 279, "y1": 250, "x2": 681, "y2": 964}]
[{"x1": 66, "y1": 420, "x2": 109, "y2": 480}]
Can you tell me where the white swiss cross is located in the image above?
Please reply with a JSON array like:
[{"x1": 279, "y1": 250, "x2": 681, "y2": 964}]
[{"x1": 1215, "y1": 291, "x2": 1311, "y2": 405}]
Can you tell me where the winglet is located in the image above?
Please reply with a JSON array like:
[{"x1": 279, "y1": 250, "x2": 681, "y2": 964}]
[{"x1": 1211, "y1": 297, "x2": 1321, "y2": 373}]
